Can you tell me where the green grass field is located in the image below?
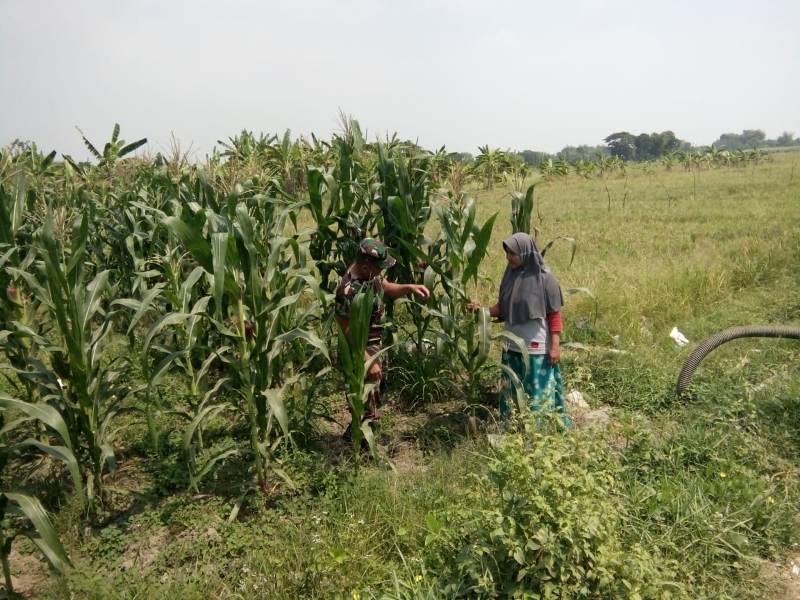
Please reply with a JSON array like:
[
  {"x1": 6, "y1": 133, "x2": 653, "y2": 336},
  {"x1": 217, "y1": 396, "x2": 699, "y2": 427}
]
[{"x1": 7, "y1": 151, "x2": 800, "y2": 599}]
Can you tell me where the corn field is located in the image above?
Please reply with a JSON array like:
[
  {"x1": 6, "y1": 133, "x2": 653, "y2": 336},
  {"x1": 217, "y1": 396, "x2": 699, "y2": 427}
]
[
  {"x1": 0, "y1": 117, "x2": 794, "y2": 596},
  {"x1": 0, "y1": 119, "x2": 531, "y2": 585}
]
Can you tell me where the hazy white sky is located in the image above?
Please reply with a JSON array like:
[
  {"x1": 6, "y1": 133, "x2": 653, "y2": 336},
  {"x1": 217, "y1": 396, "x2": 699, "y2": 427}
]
[{"x1": 2, "y1": 0, "x2": 798, "y2": 158}]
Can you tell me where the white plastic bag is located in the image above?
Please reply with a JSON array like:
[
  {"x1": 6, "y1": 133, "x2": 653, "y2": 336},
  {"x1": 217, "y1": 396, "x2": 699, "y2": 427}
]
[{"x1": 670, "y1": 326, "x2": 690, "y2": 347}]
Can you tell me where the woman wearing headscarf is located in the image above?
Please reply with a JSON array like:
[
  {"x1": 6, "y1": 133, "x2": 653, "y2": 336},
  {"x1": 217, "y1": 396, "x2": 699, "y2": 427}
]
[{"x1": 471, "y1": 232, "x2": 569, "y2": 425}]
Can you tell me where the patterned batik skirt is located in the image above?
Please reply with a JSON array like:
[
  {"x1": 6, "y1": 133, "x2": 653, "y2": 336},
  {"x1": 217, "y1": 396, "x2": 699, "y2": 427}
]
[{"x1": 500, "y1": 350, "x2": 570, "y2": 427}]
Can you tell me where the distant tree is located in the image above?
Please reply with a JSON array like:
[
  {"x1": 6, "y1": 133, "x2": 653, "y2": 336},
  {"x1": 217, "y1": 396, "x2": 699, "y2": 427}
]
[
  {"x1": 6, "y1": 139, "x2": 35, "y2": 154},
  {"x1": 776, "y1": 131, "x2": 796, "y2": 147},
  {"x1": 449, "y1": 152, "x2": 474, "y2": 163},
  {"x1": 632, "y1": 131, "x2": 682, "y2": 160},
  {"x1": 658, "y1": 130, "x2": 682, "y2": 155},
  {"x1": 634, "y1": 133, "x2": 654, "y2": 160},
  {"x1": 518, "y1": 150, "x2": 552, "y2": 167},
  {"x1": 557, "y1": 145, "x2": 608, "y2": 163},
  {"x1": 713, "y1": 129, "x2": 767, "y2": 150},
  {"x1": 604, "y1": 132, "x2": 637, "y2": 160},
  {"x1": 741, "y1": 129, "x2": 766, "y2": 147}
]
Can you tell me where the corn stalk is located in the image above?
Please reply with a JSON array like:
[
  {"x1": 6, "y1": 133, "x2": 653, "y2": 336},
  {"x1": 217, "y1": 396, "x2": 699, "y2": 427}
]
[
  {"x1": 3, "y1": 211, "x2": 133, "y2": 517},
  {"x1": 335, "y1": 288, "x2": 387, "y2": 455},
  {"x1": 164, "y1": 199, "x2": 329, "y2": 491},
  {"x1": 0, "y1": 410, "x2": 72, "y2": 593}
]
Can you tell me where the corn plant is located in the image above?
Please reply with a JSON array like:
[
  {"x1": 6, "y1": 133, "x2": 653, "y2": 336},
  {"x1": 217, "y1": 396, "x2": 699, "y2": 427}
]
[
  {"x1": 509, "y1": 182, "x2": 577, "y2": 266},
  {"x1": 5, "y1": 212, "x2": 134, "y2": 516},
  {"x1": 0, "y1": 180, "x2": 45, "y2": 403},
  {"x1": 117, "y1": 262, "x2": 238, "y2": 490},
  {"x1": 0, "y1": 408, "x2": 74, "y2": 594},
  {"x1": 336, "y1": 288, "x2": 387, "y2": 455},
  {"x1": 165, "y1": 199, "x2": 329, "y2": 492},
  {"x1": 433, "y1": 193, "x2": 496, "y2": 303},
  {"x1": 406, "y1": 195, "x2": 505, "y2": 401},
  {"x1": 510, "y1": 182, "x2": 537, "y2": 235},
  {"x1": 304, "y1": 123, "x2": 372, "y2": 291},
  {"x1": 373, "y1": 142, "x2": 432, "y2": 282},
  {"x1": 419, "y1": 195, "x2": 530, "y2": 403}
]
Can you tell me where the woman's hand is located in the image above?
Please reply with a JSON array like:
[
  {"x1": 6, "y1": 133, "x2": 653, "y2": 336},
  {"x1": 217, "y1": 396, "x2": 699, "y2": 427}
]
[{"x1": 548, "y1": 334, "x2": 561, "y2": 366}]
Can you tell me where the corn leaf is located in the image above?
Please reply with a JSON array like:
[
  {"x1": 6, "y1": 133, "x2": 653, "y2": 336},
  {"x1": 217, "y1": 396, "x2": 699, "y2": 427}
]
[
  {"x1": 20, "y1": 440, "x2": 85, "y2": 507},
  {"x1": 5, "y1": 492, "x2": 71, "y2": 573},
  {"x1": 0, "y1": 396, "x2": 74, "y2": 451}
]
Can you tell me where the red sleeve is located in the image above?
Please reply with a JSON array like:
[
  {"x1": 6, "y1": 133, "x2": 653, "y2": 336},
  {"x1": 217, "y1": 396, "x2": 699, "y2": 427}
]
[{"x1": 547, "y1": 311, "x2": 562, "y2": 333}]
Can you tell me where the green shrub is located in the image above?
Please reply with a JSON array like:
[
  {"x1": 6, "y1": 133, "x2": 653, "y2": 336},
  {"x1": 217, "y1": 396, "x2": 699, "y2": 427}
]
[{"x1": 422, "y1": 429, "x2": 686, "y2": 599}]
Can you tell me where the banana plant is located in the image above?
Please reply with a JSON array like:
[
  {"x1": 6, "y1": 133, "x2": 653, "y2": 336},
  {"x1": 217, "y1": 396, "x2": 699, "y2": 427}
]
[
  {"x1": 469, "y1": 146, "x2": 511, "y2": 189},
  {"x1": 76, "y1": 123, "x2": 147, "y2": 169}
]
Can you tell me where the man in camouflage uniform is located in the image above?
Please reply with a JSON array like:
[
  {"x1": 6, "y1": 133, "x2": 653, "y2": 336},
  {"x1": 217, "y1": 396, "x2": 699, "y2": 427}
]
[{"x1": 335, "y1": 238, "x2": 429, "y2": 436}]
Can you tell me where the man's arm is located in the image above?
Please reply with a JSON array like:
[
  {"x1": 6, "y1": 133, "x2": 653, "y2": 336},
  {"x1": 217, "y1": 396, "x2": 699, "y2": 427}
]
[{"x1": 381, "y1": 280, "x2": 430, "y2": 300}]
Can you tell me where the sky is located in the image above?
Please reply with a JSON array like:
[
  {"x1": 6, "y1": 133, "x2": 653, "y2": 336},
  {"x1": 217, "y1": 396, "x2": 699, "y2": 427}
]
[{"x1": 1, "y1": 0, "x2": 798, "y2": 159}]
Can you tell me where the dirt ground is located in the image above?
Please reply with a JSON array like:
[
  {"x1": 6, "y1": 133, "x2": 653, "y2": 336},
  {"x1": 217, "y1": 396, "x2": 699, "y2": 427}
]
[
  {"x1": 760, "y1": 555, "x2": 800, "y2": 600},
  {"x1": 6, "y1": 548, "x2": 48, "y2": 599}
]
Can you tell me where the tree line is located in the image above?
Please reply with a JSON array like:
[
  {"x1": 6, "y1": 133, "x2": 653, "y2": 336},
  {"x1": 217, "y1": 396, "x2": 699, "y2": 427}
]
[{"x1": 478, "y1": 128, "x2": 800, "y2": 167}]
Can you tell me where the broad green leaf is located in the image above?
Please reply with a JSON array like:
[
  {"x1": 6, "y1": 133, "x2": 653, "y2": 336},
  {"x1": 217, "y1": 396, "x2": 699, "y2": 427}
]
[
  {"x1": 5, "y1": 492, "x2": 71, "y2": 573},
  {"x1": 183, "y1": 403, "x2": 231, "y2": 454},
  {"x1": 464, "y1": 212, "x2": 497, "y2": 285},
  {"x1": 211, "y1": 232, "x2": 229, "y2": 317},
  {"x1": 163, "y1": 215, "x2": 213, "y2": 272},
  {"x1": 20, "y1": 440, "x2": 85, "y2": 507},
  {"x1": 0, "y1": 396, "x2": 73, "y2": 450},
  {"x1": 275, "y1": 328, "x2": 329, "y2": 363},
  {"x1": 264, "y1": 390, "x2": 289, "y2": 438},
  {"x1": 119, "y1": 138, "x2": 147, "y2": 157},
  {"x1": 493, "y1": 333, "x2": 528, "y2": 377},
  {"x1": 191, "y1": 447, "x2": 238, "y2": 489},
  {"x1": 112, "y1": 284, "x2": 164, "y2": 335},
  {"x1": 143, "y1": 312, "x2": 192, "y2": 357},
  {"x1": 498, "y1": 364, "x2": 528, "y2": 414},
  {"x1": 360, "y1": 420, "x2": 376, "y2": 454},
  {"x1": 100, "y1": 443, "x2": 117, "y2": 474},
  {"x1": 541, "y1": 236, "x2": 577, "y2": 267}
]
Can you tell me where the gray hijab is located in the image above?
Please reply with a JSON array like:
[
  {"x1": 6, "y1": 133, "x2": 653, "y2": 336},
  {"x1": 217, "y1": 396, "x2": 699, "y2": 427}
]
[{"x1": 498, "y1": 232, "x2": 563, "y2": 325}]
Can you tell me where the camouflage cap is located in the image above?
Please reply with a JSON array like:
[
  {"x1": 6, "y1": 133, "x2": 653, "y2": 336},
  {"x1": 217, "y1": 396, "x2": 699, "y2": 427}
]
[{"x1": 358, "y1": 238, "x2": 396, "y2": 268}]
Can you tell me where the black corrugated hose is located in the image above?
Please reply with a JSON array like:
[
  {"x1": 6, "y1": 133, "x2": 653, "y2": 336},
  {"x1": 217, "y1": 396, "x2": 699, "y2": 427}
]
[{"x1": 676, "y1": 325, "x2": 800, "y2": 396}]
